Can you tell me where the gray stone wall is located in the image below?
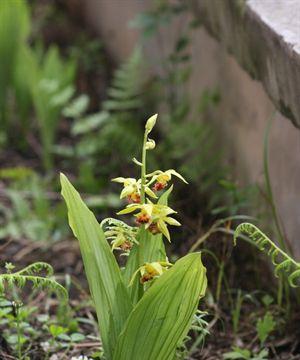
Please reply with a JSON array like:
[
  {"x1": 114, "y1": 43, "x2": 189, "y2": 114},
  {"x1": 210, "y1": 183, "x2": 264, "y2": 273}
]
[{"x1": 83, "y1": 0, "x2": 300, "y2": 258}]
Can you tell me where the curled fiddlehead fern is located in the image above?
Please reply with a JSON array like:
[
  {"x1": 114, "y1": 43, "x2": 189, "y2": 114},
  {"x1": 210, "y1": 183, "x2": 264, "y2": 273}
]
[
  {"x1": 234, "y1": 223, "x2": 300, "y2": 288},
  {"x1": 0, "y1": 262, "x2": 67, "y2": 298},
  {"x1": 101, "y1": 218, "x2": 139, "y2": 247}
]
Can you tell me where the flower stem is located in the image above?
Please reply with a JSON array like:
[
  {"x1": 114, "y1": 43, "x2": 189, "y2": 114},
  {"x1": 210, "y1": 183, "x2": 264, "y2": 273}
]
[{"x1": 140, "y1": 130, "x2": 148, "y2": 204}]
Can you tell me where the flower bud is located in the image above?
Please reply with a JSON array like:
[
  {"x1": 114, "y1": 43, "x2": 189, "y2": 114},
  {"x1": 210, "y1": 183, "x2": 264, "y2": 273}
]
[
  {"x1": 145, "y1": 114, "x2": 157, "y2": 133},
  {"x1": 145, "y1": 138, "x2": 156, "y2": 150}
]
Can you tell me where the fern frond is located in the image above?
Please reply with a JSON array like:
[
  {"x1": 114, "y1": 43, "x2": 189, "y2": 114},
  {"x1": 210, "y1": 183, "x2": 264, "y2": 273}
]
[
  {"x1": 103, "y1": 47, "x2": 145, "y2": 112},
  {"x1": 234, "y1": 223, "x2": 300, "y2": 287},
  {"x1": 101, "y1": 217, "x2": 138, "y2": 245},
  {"x1": 101, "y1": 217, "x2": 137, "y2": 231},
  {"x1": 0, "y1": 262, "x2": 67, "y2": 298},
  {"x1": 16, "y1": 261, "x2": 54, "y2": 277}
]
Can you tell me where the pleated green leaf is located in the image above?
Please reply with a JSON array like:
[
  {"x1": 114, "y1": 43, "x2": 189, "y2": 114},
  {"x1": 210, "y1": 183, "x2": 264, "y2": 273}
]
[
  {"x1": 60, "y1": 174, "x2": 132, "y2": 359},
  {"x1": 113, "y1": 252, "x2": 207, "y2": 360}
]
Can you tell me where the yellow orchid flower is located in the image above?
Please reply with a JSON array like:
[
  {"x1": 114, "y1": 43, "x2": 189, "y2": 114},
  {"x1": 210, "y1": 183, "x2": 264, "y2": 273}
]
[
  {"x1": 149, "y1": 204, "x2": 181, "y2": 241},
  {"x1": 112, "y1": 177, "x2": 140, "y2": 202},
  {"x1": 130, "y1": 260, "x2": 172, "y2": 286},
  {"x1": 117, "y1": 203, "x2": 180, "y2": 241},
  {"x1": 147, "y1": 169, "x2": 188, "y2": 191},
  {"x1": 140, "y1": 261, "x2": 171, "y2": 283},
  {"x1": 112, "y1": 177, "x2": 157, "y2": 203},
  {"x1": 117, "y1": 203, "x2": 153, "y2": 223}
]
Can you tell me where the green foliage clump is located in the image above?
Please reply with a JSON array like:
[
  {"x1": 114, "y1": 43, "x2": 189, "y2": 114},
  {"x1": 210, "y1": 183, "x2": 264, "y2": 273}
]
[
  {"x1": 28, "y1": 46, "x2": 76, "y2": 169},
  {"x1": 0, "y1": 0, "x2": 30, "y2": 131},
  {"x1": 0, "y1": 0, "x2": 76, "y2": 169},
  {"x1": 0, "y1": 168, "x2": 67, "y2": 242}
]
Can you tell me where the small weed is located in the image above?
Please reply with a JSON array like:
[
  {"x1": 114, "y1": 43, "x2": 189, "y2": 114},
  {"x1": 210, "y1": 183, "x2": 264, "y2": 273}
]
[
  {"x1": 223, "y1": 347, "x2": 269, "y2": 360},
  {"x1": 256, "y1": 312, "x2": 276, "y2": 346}
]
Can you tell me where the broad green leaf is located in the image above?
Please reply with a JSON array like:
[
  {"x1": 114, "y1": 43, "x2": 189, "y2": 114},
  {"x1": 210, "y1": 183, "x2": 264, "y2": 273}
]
[
  {"x1": 114, "y1": 253, "x2": 207, "y2": 360},
  {"x1": 123, "y1": 186, "x2": 173, "y2": 303},
  {"x1": 60, "y1": 174, "x2": 132, "y2": 359}
]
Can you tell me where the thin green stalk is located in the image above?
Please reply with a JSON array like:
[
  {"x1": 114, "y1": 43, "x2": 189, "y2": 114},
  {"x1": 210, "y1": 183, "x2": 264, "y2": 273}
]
[
  {"x1": 200, "y1": 249, "x2": 233, "y2": 306},
  {"x1": 15, "y1": 303, "x2": 22, "y2": 360},
  {"x1": 284, "y1": 280, "x2": 291, "y2": 317},
  {"x1": 140, "y1": 130, "x2": 148, "y2": 204},
  {"x1": 232, "y1": 290, "x2": 243, "y2": 335},
  {"x1": 277, "y1": 275, "x2": 283, "y2": 307},
  {"x1": 216, "y1": 261, "x2": 224, "y2": 303}
]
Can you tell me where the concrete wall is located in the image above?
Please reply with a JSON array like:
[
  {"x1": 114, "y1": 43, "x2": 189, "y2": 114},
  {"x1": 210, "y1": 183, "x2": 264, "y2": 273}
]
[
  {"x1": 83, "y1": 1, "x2": 300, "y2": 258},
  {"x1": 84, "y1": 0, "x2": 145, "y2": 63}
]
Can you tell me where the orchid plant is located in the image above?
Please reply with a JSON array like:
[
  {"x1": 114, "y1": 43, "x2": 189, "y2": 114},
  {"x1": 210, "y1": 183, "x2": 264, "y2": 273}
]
[{"x1": 60, "y1": 114, "x2": 207, "y2": 360}]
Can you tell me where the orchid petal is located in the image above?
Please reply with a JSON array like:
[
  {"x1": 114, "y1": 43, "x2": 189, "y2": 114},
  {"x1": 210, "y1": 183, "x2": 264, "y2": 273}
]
[
  {"x1": 164, "y1": 217, "x2": 181, "y2": 226},
  {"x1": 112, "y1": 177, "x2": 126, "y2": 183},
  {"x1": 117, "y1": 205, "x2": 140, "y2": 215},
  {"x1": 157, "y1": 220, "x2": 170, "y2": 242},
  {"x1": 145, "y1": 187, "x2": 158, "y2": 199},
  {"x1": 120, "y1": 186, "x2": 135, "y2": 199},
  {"x1": 167, "y1": 170, "x2": 188, "y2": 184}
]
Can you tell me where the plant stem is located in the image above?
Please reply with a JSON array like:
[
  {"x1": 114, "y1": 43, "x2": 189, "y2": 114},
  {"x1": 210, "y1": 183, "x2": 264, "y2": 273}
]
[
  {"x1": 140, "y1": 130, "x2": 148, "y2": 204},
  {"x1": 216, "y1": 261, "x2": 224, "y2": 303},
  {"x1": 16, "y1": 304, "x2": 22, "y2": 360},
  {"x1": 232, "y1": 290, "x2": 243, "y2": 335},
  {"x1": 277, "y1": 275, "x2": 283, "y2": 307}
]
